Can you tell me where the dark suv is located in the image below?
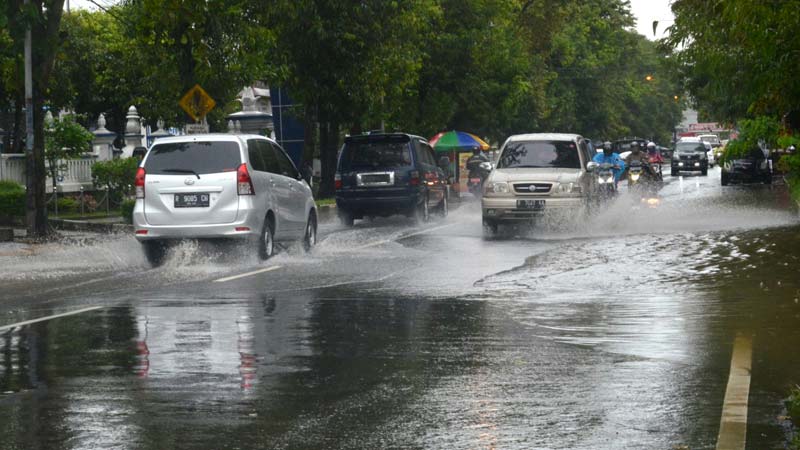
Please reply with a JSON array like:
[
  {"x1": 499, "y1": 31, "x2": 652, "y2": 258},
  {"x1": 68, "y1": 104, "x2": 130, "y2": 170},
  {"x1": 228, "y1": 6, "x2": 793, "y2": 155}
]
[
  {"x1": 721, "y1": 146, "x2": 771, "y2": 185},
  {"x1": 335, "y1": 133, "x2": 449, "y2": 226},
  {"x1": 671, "y1": 140, "x2": 709, "y2": 176}
]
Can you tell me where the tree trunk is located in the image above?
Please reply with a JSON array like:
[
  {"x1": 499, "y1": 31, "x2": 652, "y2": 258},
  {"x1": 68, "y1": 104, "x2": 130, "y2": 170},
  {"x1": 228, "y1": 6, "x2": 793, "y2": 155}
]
[
  {"x1": 24, "y1": 0, "x2": 65, "y2": 239},
  {"x1": 11, "y1": 96, "x2": 23, "y2": 154},
  {"x1": 302, "y1": 105, "x2": 316, "y2": 168},
  {"x1": 317, "y1": 115, "x2": 340, "y2": 199},
  {"x1": 26, "y1": 97, "x2": 47, "y2": 238}
]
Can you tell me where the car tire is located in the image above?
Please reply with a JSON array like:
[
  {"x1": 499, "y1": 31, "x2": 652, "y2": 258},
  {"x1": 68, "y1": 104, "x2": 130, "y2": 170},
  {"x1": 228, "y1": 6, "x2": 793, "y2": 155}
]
[
  {"x1": 414, "y1": 195, "x2": 430, "y2": 223},
  {"x1": 721, "y1": 171, "x2": 730, "y2": 186},
  {"x1": 483, "y1": 219, "x2": 498, "y2": 236},
  {"x1": 438, "y1": 194, "x2": 448, "y2": 218},
  {"x1": 142, "y1": 241, "x2": 167, "y2": 267},
  {"x1": 701, "y1": 167, "x2": 708, "y2": 176},
  {"x1": 763, "y1": 174, "x2": 772, "y2": 185},
  {"x1": 671, "y1": 168, "x2": 678, "y2": 177},
  {"x1": 339, "y1": 211, "x2": 354, "y2": 227},
  {"x1": 303, "y1": 211, "x2": 317, "y2": 252},
  {"x1": 259, "y1": 216, "x2": 275, "y2": 260}
]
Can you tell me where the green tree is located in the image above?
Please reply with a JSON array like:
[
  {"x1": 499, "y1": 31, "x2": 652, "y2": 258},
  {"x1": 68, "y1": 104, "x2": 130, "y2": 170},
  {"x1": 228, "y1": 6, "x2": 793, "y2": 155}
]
[{"x1": 5, "y1": 0, "x2": 67, "y2": 237}]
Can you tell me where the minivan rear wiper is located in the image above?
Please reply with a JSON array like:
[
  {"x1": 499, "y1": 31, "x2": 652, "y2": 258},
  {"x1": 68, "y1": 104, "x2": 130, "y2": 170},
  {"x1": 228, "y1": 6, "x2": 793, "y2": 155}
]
[{"x1": 160, "y1": 168, "x2": 200, "y2": 179}]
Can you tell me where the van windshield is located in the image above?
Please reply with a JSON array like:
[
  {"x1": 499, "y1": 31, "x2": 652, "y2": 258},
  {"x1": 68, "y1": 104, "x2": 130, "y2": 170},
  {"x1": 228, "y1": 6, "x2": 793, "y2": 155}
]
[
  {"x1": 145, "y1": 141, "x2": 241, "y2": 175},
  {"x1": 498, "y1": 140, "x2": 581, "y2": 169},
  {"x1": 341, "y1": 137, "x2": 412, "y2": 170}
]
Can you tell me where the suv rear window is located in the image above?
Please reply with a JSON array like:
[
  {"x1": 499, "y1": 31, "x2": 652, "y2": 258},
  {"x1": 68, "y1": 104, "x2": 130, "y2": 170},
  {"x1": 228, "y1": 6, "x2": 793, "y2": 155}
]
[
  {"x1": 340, "y1": 137, "x2": 412, "y2": 170},
  {"x1": 498, "y1": 140, "x2": 581, "y2": 169},
  {"x1": 145, "y1": 141, "x2": 241, "y2": 175}
]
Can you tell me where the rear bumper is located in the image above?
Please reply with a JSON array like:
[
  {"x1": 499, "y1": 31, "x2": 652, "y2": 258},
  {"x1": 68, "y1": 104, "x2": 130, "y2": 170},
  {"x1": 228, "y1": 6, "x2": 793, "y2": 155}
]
[
  {"x1": 482, "y1": 196, "x2": 584, "y2": 222},
  {"x1": 724, "y1": 169, "x2": 770, "y2": 182},
  {"x1": 336, "y1": 191, "x2": 422, "y2": 215},
  {"x1": 132, "y1": 203, "x2": 262, "y2": 241}
]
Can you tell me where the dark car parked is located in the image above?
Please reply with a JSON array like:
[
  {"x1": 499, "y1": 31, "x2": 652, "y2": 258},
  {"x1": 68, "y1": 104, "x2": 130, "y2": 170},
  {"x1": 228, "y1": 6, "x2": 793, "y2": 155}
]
[
  {"x1": 671, "y1": 141, "x2": 709, "y2": 176},
  {"x1": 721, "y1": 146, "x2": 772, "y2": 185},
  {"x1": 335, "y1": 133, "x2": 449, "y2": 226}
]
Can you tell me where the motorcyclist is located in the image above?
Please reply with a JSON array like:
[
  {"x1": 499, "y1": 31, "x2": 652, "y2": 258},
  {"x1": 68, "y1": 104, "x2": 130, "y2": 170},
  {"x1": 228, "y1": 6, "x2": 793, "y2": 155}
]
[
  {"x1": 646, "y1": 141, "x2": 664, "y2": 165},
  {"x1": 466, "y1": 147, "x2": 491, "y2": 194},
  {"x1": 466, "y1": 147, "x2": 490, "y2": 170},
  {"x1": 624, "y1": 141, "x2": 658, "y2": 182},
  {"x1": 592, "y1": 141, "x2": 625, "y2": 185}
]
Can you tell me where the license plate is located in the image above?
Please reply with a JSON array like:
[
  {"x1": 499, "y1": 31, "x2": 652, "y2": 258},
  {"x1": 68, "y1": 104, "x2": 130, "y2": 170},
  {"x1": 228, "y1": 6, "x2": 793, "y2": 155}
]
[
  {"x1": 362, "y1": 174, "x2": 390, "y2": 183},
  {"x1": 516, "y1": 199, "x2": 545, "y2": 210},
  {"x1": 174, "y1": 193, "x2": 210, "y2": 208}
]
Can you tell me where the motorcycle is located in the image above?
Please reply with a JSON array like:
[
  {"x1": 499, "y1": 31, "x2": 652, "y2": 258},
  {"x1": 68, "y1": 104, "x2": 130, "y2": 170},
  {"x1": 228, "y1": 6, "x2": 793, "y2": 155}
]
[
  {"x1": 595, "y1": 162, "x2": 617, "y2": 198},
  {"x1": 467, "y1": 160, "x2": 492, "y2": 197}
]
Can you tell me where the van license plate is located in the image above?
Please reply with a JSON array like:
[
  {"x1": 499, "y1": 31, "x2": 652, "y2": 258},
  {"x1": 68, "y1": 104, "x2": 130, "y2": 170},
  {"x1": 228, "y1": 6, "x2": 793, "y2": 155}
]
[
  {"x1": 175, "y1": 193, "x2": 209, "y2": 208},
  {"x1": 517, "y1": 199, "x2": 545, "y2": 210}
]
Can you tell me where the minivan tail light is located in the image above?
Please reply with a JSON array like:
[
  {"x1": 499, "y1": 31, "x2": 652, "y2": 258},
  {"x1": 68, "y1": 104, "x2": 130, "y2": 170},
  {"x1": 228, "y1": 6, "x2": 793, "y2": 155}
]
[
  {"x1": 334, "y1": 173, "x2": 342, "y2": 190},
  {"x1": 237, "y1": 163, "x2": 255, "y2": 195},
  {"x1": 135, "y1": 167, "x2": 146, "y2": 198},
  {"x1": 409, "y1": 170, "x2": 420, "y2": 186}
]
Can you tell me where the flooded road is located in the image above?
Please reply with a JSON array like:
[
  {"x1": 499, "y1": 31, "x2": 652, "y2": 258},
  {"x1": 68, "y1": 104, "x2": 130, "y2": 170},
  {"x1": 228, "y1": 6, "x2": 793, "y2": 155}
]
[{"x1": 1, "y1": 167, "x2": 799, "y2": 449}]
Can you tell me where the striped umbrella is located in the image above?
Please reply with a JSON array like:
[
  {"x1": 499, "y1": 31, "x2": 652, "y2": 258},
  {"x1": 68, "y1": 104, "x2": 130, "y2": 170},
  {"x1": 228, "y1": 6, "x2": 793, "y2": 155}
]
[{"x1": 428, "y1": 130, "x2": 490, "y2": 152}]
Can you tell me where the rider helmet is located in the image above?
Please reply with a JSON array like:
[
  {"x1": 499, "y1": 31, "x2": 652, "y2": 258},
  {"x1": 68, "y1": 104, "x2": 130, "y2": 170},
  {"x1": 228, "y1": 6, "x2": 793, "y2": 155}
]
[
  {"x1": 630, "y1": 141, "x2": 640, "y2": 154},
  {"x1": 602, "y1": 141, "x2": 613, "y2": 156}
]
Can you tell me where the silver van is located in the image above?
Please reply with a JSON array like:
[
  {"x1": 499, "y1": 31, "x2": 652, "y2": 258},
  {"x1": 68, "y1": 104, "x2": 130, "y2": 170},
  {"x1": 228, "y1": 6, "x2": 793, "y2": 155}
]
[
  {"x1": 133, "y1": 134, "x2": 317, "y2": 265},
  {"x1": 481, "y1": 133, "x2": 596, "y2": 233}
]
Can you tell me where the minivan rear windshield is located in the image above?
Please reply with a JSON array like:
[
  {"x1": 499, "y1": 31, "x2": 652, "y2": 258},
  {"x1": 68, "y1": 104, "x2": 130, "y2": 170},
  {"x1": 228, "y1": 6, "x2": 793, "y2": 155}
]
[
  {"x1": 498, "y1": 140, "x2": 581, "y2": 169},
  {"x1": 340, "y1": 137, "x2": 412, "y2": 170},
  {"x1": 145, "y1": 141, "x2": 241, "y2": 175}
]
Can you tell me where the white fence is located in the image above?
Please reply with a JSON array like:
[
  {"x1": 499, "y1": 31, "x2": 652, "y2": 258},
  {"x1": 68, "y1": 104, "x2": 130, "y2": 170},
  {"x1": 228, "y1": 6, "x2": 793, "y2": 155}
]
[{"x1": 1, "y1": 154, "x2": 96, "y2": 193}]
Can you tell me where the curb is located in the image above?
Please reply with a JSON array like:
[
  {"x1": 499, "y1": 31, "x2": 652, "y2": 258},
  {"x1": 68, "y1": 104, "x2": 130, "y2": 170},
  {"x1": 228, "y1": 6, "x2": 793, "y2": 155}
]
[{"x1": 49, "y1": 218, "x2": 133, "y2": 234}]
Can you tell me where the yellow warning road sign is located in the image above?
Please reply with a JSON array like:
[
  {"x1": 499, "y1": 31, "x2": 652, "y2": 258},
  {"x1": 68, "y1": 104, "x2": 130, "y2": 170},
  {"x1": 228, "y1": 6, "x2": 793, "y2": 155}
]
[{"x1": 179, "y1": 84, "x2": 216, "y2": 122}]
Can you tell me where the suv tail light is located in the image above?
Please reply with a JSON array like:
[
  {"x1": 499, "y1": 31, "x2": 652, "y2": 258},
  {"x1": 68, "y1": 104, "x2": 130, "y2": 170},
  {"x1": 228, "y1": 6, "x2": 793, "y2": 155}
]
[
  {"x1": 135, "y1": 167, "x2": 146, "y2": 198},
  {"x1": 237, "y1": 163, "x2": 255, "y2": 195},
  {"x1": 409, "y1": 170, "x2": 420, "y2": 186},
  {"x1": 334, "y1": 173, "x2": 342, "y2": 190}
]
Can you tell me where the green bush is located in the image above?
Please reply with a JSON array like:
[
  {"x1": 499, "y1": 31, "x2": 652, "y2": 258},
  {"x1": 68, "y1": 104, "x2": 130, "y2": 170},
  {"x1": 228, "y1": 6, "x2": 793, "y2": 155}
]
[
  {"x1": 121, "y1": 198, "x2": 135, "y2": 224},
  {"x1": 92, "y1": 158, "x2": 140, "y2": 197},
  {"x1": 0, "y1": 181, "x2": 25, "y2": 217},
  {"x1": 53, "y1": 197, "x2": 79, "y2": 213}
]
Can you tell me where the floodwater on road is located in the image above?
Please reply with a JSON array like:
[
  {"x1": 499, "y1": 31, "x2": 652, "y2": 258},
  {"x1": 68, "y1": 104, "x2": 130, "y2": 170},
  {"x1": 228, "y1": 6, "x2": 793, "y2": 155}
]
[{"x1": 1, "y1": 169, "x2": 799, "y2": 449}]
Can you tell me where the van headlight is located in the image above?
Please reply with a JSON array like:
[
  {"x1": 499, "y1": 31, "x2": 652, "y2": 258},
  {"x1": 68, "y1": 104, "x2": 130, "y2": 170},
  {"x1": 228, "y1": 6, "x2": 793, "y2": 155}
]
[
  {"x1": 556, "y1": 182, "x2": 580, "y2": 194},
  {"x1": 485, "y1": 181, "x2": 509, "y2": 194}
]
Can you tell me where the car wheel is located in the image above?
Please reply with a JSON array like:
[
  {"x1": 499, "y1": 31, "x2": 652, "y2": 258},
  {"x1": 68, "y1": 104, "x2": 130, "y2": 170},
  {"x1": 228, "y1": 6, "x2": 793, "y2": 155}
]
[
  {"x1": 483, "y1": 219, "x2": 498, "y2": 236},
  {"x1": 721, "y1": 171, "x2": 730, "y2": 186},
  {"x1": 701, "y1": 168, "x2": 708, "y2": 176},
  {"x1": 303, "y1": 211, "x2": 317, "y2": 252},
  {"x1": 671, "y1": 168, "x2": 678, "y2": 177},
  {"x1": 763, "y1": 174, "x2": 772, "y2": 185},
  {"x1": 259, "y1": 216, "x2": 275, "y2": 260},
  {"x1": 415, "y1": 196, "x2": 430, "y2": 223},
  {"x1": 339, "y1": 211, "x2": 354, "y2": 227},
  {"x1": 142, "y1": 241, "x2": 167, "y2": 267},
  {"x1": 439, "y1": 194, "x2": 448, "y2": 218}
]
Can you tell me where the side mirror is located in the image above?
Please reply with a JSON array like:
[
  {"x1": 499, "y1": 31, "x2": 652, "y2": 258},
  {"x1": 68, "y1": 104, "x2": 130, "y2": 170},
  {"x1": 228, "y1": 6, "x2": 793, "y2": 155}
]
[
  {"x1": 438, "y1": 156, "x2": 450, "y2": 170},
  {"x1": 301, "y1": 165, "x2": 313, "y2": 187},
  {"x1": 586, "y1": 161, "x2": 598, "y2": 172}
]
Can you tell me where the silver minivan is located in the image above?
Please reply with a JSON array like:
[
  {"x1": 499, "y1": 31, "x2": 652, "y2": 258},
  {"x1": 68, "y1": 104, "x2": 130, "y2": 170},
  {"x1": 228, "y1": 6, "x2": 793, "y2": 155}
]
[{"x1": 133, "y1": 134, "x2": 317, "y2": 265}]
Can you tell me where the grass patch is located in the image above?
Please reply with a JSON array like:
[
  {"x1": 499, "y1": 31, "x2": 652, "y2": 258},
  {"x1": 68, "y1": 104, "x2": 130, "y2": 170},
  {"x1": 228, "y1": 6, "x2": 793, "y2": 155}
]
[{"x1": 315, "y1": 197, "x2": 336, "y2": 207}]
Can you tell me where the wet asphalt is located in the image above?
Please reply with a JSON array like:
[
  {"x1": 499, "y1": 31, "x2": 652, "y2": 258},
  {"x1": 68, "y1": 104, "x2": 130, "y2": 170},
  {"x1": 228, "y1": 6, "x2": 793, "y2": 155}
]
[{"x1": 1, "y1": 166, "x2": 799, "y2": 449}]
